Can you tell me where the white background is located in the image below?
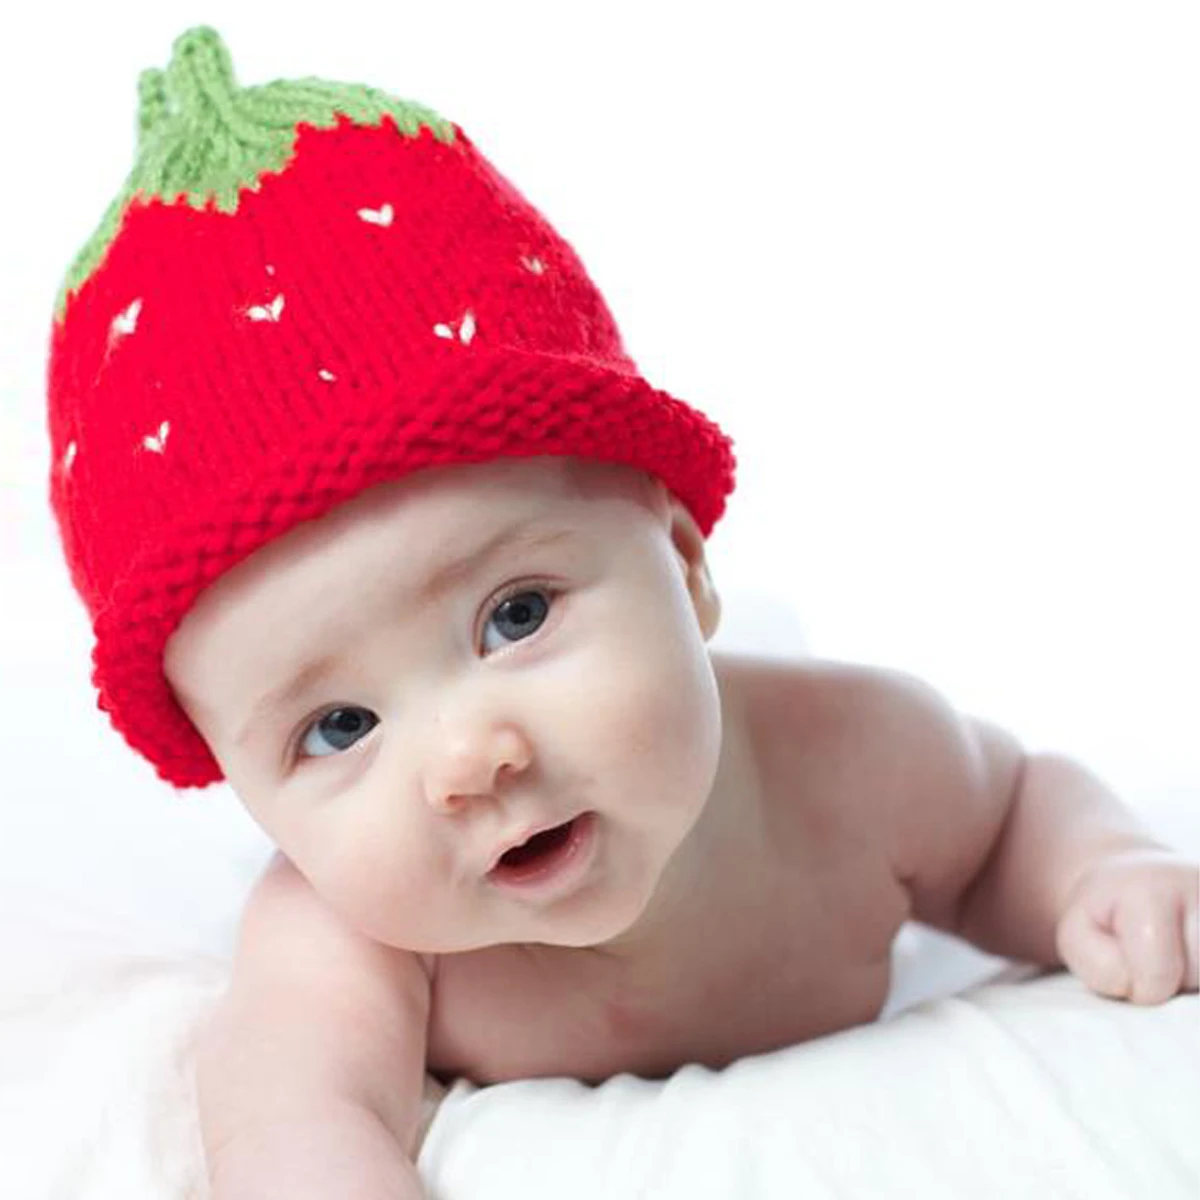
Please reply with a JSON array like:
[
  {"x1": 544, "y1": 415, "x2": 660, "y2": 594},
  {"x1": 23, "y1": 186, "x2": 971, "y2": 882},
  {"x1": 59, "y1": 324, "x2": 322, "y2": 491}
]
[{"x1": 0, "y1": 2, "x2": 1196, "y2": 957}]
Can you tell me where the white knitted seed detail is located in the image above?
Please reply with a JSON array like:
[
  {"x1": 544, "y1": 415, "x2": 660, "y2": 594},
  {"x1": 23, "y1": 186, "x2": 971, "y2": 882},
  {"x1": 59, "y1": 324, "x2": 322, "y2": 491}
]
[
  {"x1": 265, "y1": 264, "x2": 276, "y2": 276},
  {"x1": 434, "y1": 311, "x2": 476, "y2": 343},
  {"x1": 358, "y1": 203, "x2": 394, "y2": 227},
  {"x1": 142, "y1": 421, "x2": 170, "y2": 454},
  {"x1": 521, "y1": 256, "x2": 546, "y2": 275},
  {"x1": 109, "y1": 298, "x2": 142, "y2": 342},
  {"x1": 62, "y1": 441, "x2": 77, "y2": 473},
  {"x1": 318, "y1": 369, "x2": 337, "y2": 382},
  {"x1": 247, "y1": 295, "x2": 285, "y2": 322}
]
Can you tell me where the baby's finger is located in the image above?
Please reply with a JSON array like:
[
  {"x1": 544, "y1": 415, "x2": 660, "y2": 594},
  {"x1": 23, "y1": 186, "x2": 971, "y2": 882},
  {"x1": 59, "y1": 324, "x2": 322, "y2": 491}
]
[
  {"x1": 1113, "y1": 891, "x2": 1185, "y2": 1005},
  {"x1": 1056, "y1": 903, "x2": 1129, "y2": 999}
]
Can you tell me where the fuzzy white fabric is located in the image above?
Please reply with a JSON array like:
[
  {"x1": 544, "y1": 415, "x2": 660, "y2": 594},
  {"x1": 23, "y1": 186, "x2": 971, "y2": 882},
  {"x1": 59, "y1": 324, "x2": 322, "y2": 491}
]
[
  {"x1": 420, "y1": 973, "x2": 1199, "y2": 1200},
  {"x1": 1, "y1": 911, "x2": 1197, "y2": 1200}
]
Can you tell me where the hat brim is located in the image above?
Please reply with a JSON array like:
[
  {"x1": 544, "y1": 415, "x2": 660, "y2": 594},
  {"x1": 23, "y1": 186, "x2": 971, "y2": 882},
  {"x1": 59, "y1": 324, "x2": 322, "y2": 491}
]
[{"x1": 91, "y1": 346, "x2": 735, "y2": 787}]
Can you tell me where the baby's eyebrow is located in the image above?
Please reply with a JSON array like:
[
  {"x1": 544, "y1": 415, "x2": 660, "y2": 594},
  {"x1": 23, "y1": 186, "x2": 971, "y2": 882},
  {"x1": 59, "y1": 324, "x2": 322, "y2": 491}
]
[
  {"x1": 411, "y1": 523, "x2": 573, "y2": 611},
  {"x1": 233, "y1": 523, "x2": 574, "y2": 749}
]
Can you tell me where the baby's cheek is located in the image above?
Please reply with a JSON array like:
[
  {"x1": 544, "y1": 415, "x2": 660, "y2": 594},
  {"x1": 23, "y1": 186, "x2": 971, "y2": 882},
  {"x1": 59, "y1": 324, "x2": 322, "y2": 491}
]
[
  {"x1": 575, "y1": 628, "x2": 721, "y2": 802},
  {"x1": 648, "y1": 657, "x2": 723, "y2": 800},
  {"x1": 293, "y1": 804, "x2": 426, "y2": 941}
]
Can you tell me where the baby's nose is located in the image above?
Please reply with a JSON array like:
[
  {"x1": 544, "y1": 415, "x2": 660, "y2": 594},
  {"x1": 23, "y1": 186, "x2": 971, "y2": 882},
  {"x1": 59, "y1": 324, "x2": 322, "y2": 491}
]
[{"x1": 423, "y1": 721, "x2": 533, "y2": 813}]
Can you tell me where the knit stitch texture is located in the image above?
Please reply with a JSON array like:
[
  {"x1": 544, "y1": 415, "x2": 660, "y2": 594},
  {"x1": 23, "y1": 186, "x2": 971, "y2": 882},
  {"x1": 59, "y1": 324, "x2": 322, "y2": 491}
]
[{"x1": 46, "y1": 27, "x2": 736, "y2": 787}]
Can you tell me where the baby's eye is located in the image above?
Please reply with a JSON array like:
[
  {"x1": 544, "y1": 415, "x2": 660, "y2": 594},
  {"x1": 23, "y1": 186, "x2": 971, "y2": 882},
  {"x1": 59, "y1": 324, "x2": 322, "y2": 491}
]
[
  {"x1": 481, "y1": 588, "x2": 552, "y2": 654},
  {"x1": 299, "y1": 706, "x2": 380, "y2": 758}
]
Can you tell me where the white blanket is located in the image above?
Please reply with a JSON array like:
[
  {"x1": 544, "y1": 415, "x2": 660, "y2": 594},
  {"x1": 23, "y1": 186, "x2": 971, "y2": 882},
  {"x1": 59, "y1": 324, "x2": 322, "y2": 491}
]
[
  {"x1": 1, "y1": 913, "x2": 1196, "y2": 1200},
  {"x1": 422, "y1": 975, "x2": 1200, "y2": 1200}
]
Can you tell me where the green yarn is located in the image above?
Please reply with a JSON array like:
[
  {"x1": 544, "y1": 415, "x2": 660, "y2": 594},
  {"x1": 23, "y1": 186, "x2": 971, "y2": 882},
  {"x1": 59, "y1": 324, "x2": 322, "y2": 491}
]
[{"x1": 54, "y1": 27, "x2": 456, "y2": 322}]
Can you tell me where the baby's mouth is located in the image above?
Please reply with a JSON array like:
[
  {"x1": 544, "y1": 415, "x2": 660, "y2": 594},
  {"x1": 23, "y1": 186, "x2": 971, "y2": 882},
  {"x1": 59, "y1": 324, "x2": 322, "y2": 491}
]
[{"x1": 487, "y1": 814, "x2": 592, "y2": 885}]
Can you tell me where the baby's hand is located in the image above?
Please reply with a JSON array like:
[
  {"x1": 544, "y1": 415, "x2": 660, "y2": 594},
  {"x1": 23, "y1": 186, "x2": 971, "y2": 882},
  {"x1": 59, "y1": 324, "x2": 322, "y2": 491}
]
[{"x1": 1055, "y1": 848, "x2": 1199, "y2": 1004}]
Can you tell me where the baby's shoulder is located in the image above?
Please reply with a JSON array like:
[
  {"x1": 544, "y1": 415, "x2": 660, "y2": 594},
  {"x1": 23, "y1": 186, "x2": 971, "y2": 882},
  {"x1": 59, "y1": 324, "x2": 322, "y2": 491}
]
[
  {"x1": 712, "y1": 651, "x2": 913, "y2": 743},
  {"x1": 711, "y1": 652, "x2": 953, "y2": 823},
  {"x1": 709, "y1": 653, "x2": 874, "y2": 818}
]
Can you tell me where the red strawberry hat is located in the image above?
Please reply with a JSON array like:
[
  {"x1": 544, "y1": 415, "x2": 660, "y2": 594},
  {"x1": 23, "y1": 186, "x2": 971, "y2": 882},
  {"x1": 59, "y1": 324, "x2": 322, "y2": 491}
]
[{"x1": 46, "y1": 27, "x2": 736, "y2": 788}]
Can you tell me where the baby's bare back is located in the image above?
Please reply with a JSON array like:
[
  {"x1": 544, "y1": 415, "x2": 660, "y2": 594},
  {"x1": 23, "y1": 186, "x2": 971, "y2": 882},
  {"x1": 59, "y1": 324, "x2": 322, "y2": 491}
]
[{"x1": 426, "y1": 654, "x2": 913, "y2": 1084}]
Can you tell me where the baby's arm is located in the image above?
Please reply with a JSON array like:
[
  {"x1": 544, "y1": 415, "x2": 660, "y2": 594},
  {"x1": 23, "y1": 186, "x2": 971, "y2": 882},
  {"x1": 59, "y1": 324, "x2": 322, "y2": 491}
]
[
  {"x1": 837, "y1": 666, "x2": 1198, "y2": 1002},
  {"x1": 196, "y1": 852, "x2": 432, "y2": 1199}
]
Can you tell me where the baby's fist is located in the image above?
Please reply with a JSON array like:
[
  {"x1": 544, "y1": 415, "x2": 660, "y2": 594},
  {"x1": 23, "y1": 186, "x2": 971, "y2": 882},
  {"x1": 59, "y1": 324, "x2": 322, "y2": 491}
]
[{"x1": 1056, "y1": 848, "x2": 1199, "y2": 1004}]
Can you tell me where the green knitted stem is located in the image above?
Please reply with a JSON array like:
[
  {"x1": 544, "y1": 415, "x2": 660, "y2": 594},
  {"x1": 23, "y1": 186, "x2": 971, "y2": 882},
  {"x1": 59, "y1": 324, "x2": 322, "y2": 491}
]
[{"x1": 54, "y1": 26, "x2": 456, "y2": 322}]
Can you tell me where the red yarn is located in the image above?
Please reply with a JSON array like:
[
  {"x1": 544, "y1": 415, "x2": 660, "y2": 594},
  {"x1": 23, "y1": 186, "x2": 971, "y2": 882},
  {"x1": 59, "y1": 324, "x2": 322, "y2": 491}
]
[{"x1": 47, "y1": 116, "x2": 735, "y2": 788}]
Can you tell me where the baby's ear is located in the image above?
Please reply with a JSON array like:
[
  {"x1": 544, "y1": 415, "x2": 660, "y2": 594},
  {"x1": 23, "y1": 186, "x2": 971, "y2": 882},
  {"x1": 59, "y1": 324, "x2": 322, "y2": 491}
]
[{"x1": 666, "y1": 496, "x2": 721, "y2": 641}]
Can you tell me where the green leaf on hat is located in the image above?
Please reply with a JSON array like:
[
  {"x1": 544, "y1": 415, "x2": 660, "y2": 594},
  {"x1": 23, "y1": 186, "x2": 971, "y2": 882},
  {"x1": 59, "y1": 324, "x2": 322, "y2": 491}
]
[{"x1": 54, "y1": 26, "x2": 456, "y2": 322}]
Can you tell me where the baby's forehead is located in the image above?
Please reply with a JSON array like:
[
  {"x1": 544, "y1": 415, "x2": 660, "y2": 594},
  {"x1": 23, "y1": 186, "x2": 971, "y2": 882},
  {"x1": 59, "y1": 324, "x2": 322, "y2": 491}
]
[
  {"x1": 366, "y1": 454, "x2": 649, "y2": 508},
  {"x1": 165, "y1": 457, "x2": 660, "y2": 697},
  {"x1": 418, "y1": 455, "x2": 655, "y2": 505},
  {"x1": 319, "y1": 456, "x2": 660, "y2": 550},
  {"x1": 331, "y1": 457, "x2": 658, "y2": 579}
]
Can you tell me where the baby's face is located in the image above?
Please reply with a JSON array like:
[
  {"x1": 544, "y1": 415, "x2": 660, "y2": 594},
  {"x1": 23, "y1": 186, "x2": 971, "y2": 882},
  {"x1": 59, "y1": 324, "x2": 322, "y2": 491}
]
[{"x1": 165, "y1": 457, "x2": 723, "y2": 954}]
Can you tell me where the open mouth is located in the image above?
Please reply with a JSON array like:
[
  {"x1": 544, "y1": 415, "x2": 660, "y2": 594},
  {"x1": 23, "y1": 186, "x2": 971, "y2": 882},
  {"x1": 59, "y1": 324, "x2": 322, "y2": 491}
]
[
  {"x1": 488, "y1": 813, "x2": 594, "y2": 887},
  {"x1": 500, "y1": 820, "x2": 575, "y2": 868}
]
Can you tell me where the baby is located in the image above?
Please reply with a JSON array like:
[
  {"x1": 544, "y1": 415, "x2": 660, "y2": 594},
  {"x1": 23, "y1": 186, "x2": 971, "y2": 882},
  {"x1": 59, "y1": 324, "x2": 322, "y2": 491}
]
[{"x1": 46, "y1": 28, "x2": 1197, "y2": 1200}]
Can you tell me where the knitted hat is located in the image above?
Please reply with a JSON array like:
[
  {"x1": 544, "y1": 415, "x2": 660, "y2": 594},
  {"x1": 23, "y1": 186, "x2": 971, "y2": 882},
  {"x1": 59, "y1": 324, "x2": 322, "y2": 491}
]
[{"x1": 46, "y1": 27, "x2": 736, "y2": 789}]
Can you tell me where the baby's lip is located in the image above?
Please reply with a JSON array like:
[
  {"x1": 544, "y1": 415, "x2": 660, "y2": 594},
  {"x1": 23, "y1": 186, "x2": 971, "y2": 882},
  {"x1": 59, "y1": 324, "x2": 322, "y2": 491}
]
[{"x1": 486, "y1": 814, "x2": 579, "y2": 874}]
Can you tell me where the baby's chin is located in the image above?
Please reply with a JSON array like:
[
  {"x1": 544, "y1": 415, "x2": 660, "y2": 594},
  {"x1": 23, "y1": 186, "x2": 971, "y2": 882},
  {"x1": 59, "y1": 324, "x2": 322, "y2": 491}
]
[
  {"x1": 390, "y1": 882, "x2": 659, "y2": 957},
  {"x1": 534, "y1": 898, "x2": 655, "y2": 952},
  {"x1": 542, "y1": 861, "x2": 685, "y2": 953}
]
